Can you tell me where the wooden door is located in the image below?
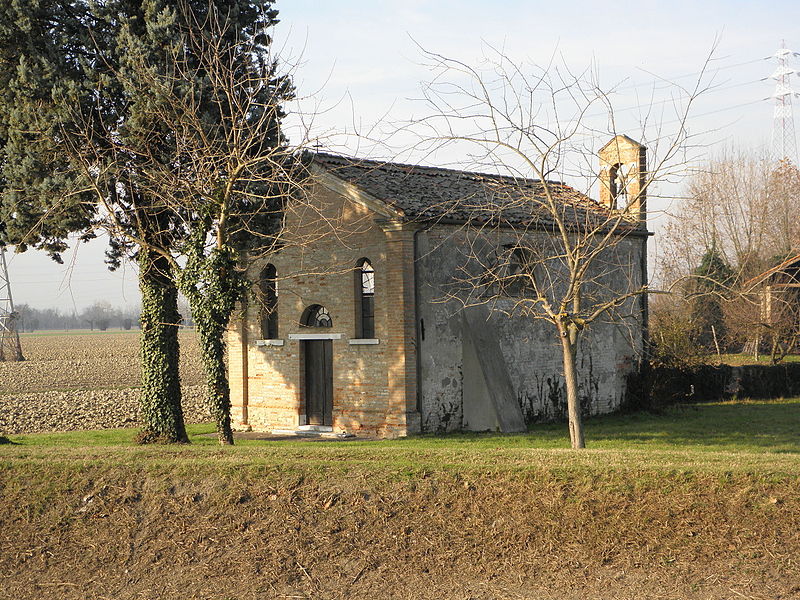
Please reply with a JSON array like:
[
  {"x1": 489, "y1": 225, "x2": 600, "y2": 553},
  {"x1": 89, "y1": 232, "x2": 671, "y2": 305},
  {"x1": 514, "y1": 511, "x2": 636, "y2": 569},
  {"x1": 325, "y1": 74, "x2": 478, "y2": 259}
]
[{"x1": 305, "y1": 340, "x2": 333, "y2": 425}]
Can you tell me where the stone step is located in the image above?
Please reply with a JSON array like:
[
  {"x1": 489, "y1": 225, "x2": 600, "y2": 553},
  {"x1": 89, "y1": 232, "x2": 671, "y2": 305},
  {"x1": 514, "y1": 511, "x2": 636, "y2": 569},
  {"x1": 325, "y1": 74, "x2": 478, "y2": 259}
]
[
  {"x1": 297, "y1": 424, "x2": 333, "y2": 432},
  {"x1": 270, "y1": 427, "x2": 355, "y2": 439}
]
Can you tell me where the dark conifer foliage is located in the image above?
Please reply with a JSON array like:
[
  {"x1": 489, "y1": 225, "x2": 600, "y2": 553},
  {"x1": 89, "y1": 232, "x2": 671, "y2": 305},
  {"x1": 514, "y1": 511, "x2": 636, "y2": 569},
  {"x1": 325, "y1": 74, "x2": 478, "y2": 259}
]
[
  {"x1": 689, "y1": 246, "x2": 734, "y2": 349},
  {"x1": 0, "y1": 1, "x2": 295, "y2": 443}
]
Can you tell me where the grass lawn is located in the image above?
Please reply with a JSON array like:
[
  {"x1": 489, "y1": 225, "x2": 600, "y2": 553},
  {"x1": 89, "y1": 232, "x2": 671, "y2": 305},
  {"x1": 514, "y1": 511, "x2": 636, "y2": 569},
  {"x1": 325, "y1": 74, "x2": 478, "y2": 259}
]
[
  {"x1": 3, "y1": 398, "x2": 799, "y2": 476},
  {"x1": 715, "y1": 352, "x2": 800, "y2": 366}
]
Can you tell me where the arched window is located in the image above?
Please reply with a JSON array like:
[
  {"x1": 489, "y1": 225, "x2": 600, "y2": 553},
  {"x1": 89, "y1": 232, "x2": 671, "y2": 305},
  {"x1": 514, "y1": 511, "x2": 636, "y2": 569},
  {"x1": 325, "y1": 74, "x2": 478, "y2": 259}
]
[
  {"x1": 354, "y1": 258, "x2": 375, "y2": 338},
  {"x1": 301, "y1": 304, "x2": 333, "y2": 327},
  {"x1": 609, "y1": 163, "x2": 627, "y2": 209},
  {"x1": 259, "y1": 264, "x2": 278, "y2": 339}
]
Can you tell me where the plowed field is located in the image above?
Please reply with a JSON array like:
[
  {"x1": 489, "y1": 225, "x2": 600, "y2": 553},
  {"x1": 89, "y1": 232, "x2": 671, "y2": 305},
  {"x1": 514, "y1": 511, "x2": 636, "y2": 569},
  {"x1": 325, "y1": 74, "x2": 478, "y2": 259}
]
[
  {"x1": 1, "y1": 331, "x2": 203, "y2": 394},
  {"x1": 0, "y1": 330, "x2": 209, "y2": 433}
]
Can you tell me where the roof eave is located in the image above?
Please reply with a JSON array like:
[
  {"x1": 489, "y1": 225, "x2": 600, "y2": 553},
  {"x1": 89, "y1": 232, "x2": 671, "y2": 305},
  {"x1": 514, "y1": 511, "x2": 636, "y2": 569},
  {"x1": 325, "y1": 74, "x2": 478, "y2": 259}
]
[
  {"x1": 408, "y1": 215, "x2": 651, "y2": 237},
  {"x1": 310, "y1": 163, "x2": 405, "y2": 220},
  {"x1": 743, "y1": 252, "x2": 800, "y2": 292},
  {"x1": 599, "y1": 134, "x2": 646, "y2": 152}
]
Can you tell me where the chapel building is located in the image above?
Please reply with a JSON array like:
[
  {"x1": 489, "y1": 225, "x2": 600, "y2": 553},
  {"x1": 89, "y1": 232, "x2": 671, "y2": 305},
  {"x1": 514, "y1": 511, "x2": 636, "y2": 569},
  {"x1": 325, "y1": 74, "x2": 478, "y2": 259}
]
[{"x1": 227, "y1": 135, "x2": 649, "y2": 437}]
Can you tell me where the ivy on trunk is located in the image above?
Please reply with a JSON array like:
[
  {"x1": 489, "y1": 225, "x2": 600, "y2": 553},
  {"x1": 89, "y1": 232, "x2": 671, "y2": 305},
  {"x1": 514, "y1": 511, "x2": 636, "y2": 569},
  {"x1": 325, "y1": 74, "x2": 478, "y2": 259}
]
[{"x1": 138, "y1": 251, "x2": 188, "y2": 444}]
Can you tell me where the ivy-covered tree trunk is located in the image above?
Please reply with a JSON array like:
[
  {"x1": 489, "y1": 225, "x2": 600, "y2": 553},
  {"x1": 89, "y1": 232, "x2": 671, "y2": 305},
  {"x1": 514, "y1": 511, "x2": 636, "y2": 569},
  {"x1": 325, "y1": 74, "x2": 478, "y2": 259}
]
[
  {"x1": 196, "y1": 315, "x2": 234, "y2": 445},
  {"x1": 138, "y1": 251, "x2": 188, "y2": 444},
  {"x1": 178, "y1": 238, "x2": 243, "y2": 446}
]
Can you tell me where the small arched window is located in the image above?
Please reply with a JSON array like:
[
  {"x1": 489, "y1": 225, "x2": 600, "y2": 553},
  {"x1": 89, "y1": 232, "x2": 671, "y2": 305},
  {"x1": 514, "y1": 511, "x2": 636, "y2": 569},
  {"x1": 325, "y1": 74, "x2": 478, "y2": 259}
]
[
  {"x1": 301, "y1": 304, "x2": 333, "y2": 328},
  {"x1": 354, "y1": 258, "x2": 375, "y2": 338},
  {"x1": 259, "y1": 264, "x2": 278, "y2": 339},
  {"x1": 609, "y1": 163, "x2": 627, "y2": 209}
]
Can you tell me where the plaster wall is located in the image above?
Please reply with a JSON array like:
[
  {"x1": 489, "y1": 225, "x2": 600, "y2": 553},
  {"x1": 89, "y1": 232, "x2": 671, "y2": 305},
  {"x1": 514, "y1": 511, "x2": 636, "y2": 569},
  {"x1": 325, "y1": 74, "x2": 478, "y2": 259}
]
[{"x1": 415, "y1": 225, "x2": 646, "y2": 432}]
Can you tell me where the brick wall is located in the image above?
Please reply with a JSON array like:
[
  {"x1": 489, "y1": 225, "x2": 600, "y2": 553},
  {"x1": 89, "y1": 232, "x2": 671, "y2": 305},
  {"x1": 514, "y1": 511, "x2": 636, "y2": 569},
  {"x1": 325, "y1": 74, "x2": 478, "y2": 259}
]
[
  {"x1": 227, "y1": 168, "x2": 647, "y2": 437},
  {"x1": 228, "y1": 177, "x2": 421, "y2": 437},
  {"x1": 598, "y1": 135, "x2": 647, "y2": 222}
]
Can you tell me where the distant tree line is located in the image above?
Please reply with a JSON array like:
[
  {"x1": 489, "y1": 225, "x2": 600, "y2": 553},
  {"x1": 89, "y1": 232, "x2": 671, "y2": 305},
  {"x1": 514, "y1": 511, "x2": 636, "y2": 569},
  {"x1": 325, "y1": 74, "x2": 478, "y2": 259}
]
[{"x1": 15, "y1": 298, "x2": 194, "y2": 332}]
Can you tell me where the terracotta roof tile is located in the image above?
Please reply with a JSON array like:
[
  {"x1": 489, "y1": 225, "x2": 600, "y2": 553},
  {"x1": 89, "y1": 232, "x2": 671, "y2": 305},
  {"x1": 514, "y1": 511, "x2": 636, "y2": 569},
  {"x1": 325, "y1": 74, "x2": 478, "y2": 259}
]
[{"x1": 312, "y1": 153, "x2": 644, "y2": 233}]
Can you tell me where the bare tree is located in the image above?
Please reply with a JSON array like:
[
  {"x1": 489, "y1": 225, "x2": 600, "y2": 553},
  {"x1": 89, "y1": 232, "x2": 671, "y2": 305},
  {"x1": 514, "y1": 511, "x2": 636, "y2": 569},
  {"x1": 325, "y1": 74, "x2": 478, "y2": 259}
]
[
  {"x1": 656, "y1": 151, "x2": 800, "y2": 361},
  {"x1": 762, "y1": 288, "x2": 800, "y2": 363},
  {"x1": 6, "y1": 1, "x2": 333, "y2": 444},
  {"x1": 658, "y1": 149, "x2": 800, "y2": 287},
  {"x1": 46, "y1": 5, "x2": 322, "y2": 444},
  {"x1": 82, "y1": 301, "x2": 115, "y2": 331},
  {"x1": 726, "y1": 254, "x2": 800, "y2": 364},
  {"x1": 43, "y1": 7, "x2": 357, "y2": 444},
  {"x1": 401, "y1": 47, "x2": 710, "y2": 448}
]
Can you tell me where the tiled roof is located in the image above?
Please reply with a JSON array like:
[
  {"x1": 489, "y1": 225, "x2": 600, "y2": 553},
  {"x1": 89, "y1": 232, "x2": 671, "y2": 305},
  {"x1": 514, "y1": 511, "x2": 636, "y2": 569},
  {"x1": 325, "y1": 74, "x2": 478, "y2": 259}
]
[
  {"x1": 312, "y1": 153, "x2": 644, "y2": 233},
  {"x1": 743, "y1": 252, "x2": 800, "y2": 291}
]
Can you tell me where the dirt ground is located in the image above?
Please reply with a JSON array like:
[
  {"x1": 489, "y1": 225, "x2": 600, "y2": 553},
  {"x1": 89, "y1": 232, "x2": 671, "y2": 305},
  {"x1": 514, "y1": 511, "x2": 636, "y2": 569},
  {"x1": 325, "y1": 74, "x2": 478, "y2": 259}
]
[
  {"x1": 2, "y1": 332, "x2": 799, "y2": 598},
  {"x1": 1, "y1": 466, "x2": 798, "y2": 600},
  {"x1": 0, "y1": 331, "x2": 210, "y2": 434},
  {"x1": 1, "y1": 330, "x2": 203, "y2": 394}
]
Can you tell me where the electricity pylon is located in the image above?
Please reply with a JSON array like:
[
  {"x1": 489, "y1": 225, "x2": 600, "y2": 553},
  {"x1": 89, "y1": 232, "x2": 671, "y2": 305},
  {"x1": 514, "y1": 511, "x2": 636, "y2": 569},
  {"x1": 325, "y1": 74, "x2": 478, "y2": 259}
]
[
  {"x1": 770, "y1": 41, "x2": 799, "y2": 164},
  {"x1": 0, "y1": 246, "x2": 24, "y2": 361}
]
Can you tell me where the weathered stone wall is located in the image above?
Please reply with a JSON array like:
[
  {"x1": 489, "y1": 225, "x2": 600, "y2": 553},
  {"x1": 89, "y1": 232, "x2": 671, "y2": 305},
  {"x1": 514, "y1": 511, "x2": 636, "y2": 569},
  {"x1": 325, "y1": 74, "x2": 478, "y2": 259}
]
[{"x1": 415, "y1": 225, "x2": 646, "y2": 432}]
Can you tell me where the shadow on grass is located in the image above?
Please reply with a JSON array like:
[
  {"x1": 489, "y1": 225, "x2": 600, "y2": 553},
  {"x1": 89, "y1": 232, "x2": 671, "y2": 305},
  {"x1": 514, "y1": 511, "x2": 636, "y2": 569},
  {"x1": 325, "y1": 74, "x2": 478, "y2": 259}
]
[
  {"x1": 553, "y1": 400, "x2": 800, "y2": 452},
  {"x1": 396, "y1": 399, "x2": 800, "y2": 454}
]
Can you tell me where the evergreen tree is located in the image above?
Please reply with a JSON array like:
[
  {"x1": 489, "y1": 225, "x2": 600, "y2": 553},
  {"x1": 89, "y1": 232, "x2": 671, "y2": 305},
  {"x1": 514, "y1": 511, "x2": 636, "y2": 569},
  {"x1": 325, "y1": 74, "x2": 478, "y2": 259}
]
[
  {"x1": 0, "y1": 1, "x2": 296, "y2": 443},
  {"x1": 689, "y1": 246, "x2": 734, "y2": 349},
  {"x1": 111, "y1": 2, "x2": 298, "y2": 445}
]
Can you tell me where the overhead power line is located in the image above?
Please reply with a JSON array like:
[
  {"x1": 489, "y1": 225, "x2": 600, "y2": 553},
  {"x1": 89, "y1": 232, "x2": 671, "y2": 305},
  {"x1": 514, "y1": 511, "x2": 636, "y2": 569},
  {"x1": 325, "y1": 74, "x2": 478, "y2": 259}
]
[{"x1": 614, "y1": 56, "x2": 771, "y2": 93}]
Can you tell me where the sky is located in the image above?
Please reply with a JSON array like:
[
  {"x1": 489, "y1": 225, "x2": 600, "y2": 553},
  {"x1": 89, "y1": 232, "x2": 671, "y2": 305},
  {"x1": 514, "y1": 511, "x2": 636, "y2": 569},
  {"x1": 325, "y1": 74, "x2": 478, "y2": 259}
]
[{"x1": 6, "y1": 0, "x2": 800, "y2": 311}]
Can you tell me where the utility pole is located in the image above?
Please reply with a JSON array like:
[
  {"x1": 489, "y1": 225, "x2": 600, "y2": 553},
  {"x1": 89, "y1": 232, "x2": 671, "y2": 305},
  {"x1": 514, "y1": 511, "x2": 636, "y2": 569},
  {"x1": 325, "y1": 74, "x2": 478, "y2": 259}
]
[{"x1": 0, "y1": 246, "x2": 24, "y2": 361}]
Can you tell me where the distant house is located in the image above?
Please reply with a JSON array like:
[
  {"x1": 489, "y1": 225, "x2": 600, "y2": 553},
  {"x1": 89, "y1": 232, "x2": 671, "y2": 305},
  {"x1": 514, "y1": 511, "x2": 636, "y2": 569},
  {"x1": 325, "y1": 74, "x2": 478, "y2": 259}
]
[
  {"x1": 226, "y1": 136, "x2": 649, "y2": 437},
  {"x1": 743, "y1": 253, "x2": 800, "y2": 354}
]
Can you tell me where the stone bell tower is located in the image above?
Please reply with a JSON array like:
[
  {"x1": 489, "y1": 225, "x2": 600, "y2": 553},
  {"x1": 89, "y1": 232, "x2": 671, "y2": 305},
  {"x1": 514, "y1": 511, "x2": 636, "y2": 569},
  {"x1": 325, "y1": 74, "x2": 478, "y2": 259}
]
[{"x1": 598, "y1": 135, "x2": 646, "y2": 223}]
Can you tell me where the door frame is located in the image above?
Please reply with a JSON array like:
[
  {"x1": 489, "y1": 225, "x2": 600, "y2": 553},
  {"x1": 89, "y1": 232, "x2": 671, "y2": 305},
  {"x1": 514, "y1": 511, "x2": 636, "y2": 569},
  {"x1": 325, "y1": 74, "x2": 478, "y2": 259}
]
[{"x1": 300, "y1": 335, "x2": 337, "y2": 426}]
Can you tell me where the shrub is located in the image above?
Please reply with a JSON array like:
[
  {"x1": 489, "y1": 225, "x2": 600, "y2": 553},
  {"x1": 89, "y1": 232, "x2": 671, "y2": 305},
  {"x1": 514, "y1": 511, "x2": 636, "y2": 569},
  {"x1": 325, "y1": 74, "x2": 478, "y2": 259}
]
[{"x1": 650, "y1": 299, "x2": 705, "y2": 368}]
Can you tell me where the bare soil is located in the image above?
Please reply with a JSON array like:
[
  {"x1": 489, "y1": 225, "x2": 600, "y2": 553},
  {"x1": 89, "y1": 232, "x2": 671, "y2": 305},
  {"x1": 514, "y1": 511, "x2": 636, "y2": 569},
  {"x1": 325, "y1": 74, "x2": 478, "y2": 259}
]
[
  {"x1": 1, "y1": 465, "x2": 798, "y2": 600},
  {"x1": 2, "y1": 331, "x2": 204, "y2": 394},
  {"x1": 0, "y1": 331, "x2": 209, "y2": 434}
]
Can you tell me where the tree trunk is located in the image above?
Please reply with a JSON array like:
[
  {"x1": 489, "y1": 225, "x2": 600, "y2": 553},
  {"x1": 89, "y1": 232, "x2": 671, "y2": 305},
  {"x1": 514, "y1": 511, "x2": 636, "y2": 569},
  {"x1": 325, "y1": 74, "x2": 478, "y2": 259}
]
[
  {"x1": 196, "y1": 315, "x2": 234, "y2": 445},
  {"x1": 559, "y1": 324, "x2": 585, "y2": 449},
  {"x1": 137, "y1": 251, "x2": 188, "y2": 444},
  {"x1": 770, "y1": 336, "x2": 780, "y2": 365},
  {"x1": 179, "y1": 244, "x2": 238, "y2": 446}
]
